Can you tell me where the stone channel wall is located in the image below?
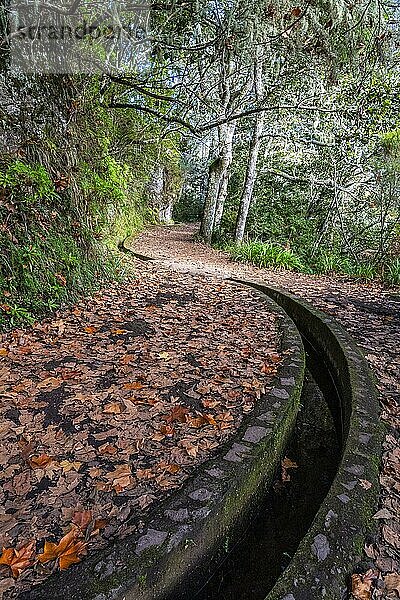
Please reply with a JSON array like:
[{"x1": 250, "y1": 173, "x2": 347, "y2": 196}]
[{"x1": 238, "y1": 282, "x2": 383, "y2": 600}]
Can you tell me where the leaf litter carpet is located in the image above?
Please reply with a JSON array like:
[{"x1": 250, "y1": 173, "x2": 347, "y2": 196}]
[
  {"x1": 0, "y1": 265, "x2": 283, "y2": 598},
  {"x1": 130, "y1": 223, "x2": 400, "y2": 600}
]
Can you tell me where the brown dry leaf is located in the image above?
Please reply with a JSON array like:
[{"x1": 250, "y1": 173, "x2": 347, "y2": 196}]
[
  {"x1": 261, "y1": 363, "x2": 276, "y2": 374},
  {"x1": 165, "y1": 405, "x2": 189, "y2": 424},
  {"x1": 72, "y1": 510, "x2": 92, "y2": 532},
  {"x1": 384, "y1": 573, "x2": 400, "y2": 596},
  {"x1": 351, "y1": 570, "x2": 378, "y2": 600},
  {"x1": 136, "y1": 468, "x2": 155, "y2": 480},
  {"x1": 359, "y1": 479, "x2": 373, "y2": 490},
  {"x1": 269, "y1": 352, "x2": 281, "y2": 363},
  {"x1": 121, "y1": 354, "x2": 134, "y2": 364},
  {"x1": 156, "y1": 461, "x2": 181, "y2": 474},
  {"x1": 0, "y1": 541, "x2": 36, "y2": 578},
  {"x1": 291, "y1": 6, "x2": 302, "y2": 17},
  {"x1": 93, "y1": 518, "x2": 108, "y2": 532},
  {"x1": 124, "y1": 382, "x2": 144, "y2": 390},
  {"x1": 28, "y1": 454, "x2": 52, "y2": 469},
  {"x1": 159, "y1": 424, "x2": 175, "y2": 437},
  {"x1": 88, "y1": 467, "x2": 102, "y2": 478},
  {"x1": 59, "y1": 460, "x2": 82, "y2": 473},
  {"x1": 37, "y1": 377, "x2": 61, "y2": 390},
  {"x1": 99, "y1": 444, "x2": 118, "y2": 455},
  {"x1": 0, "y1": 348, "x2": 9, "y2": 356},
  {"x1": 383, "y1": 523, "x2": 400, "y2": 550},
  {"x1": 84, "y1": 326, "x2": 97, "y2": 334},
  {"x1": 181, "y1": 440, "x2": 198, "y2": 458},
  {"x1": 103, "y1": 402, "x2": 123, "y2": 415},
  {"x1": 281, "y1": 457, "x2": 298, "y2": 482},
  {"x1": 38, "y1": 527, "x2": 86, "y2": 570}
]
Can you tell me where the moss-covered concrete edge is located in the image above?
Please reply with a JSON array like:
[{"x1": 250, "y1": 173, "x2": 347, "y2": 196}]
[
  {"x1": 231, "y1": 279, "x2": 384, "y2": 600},
  {"x1": 26, "y1": 287, "x2": 305, "y2": 600}
]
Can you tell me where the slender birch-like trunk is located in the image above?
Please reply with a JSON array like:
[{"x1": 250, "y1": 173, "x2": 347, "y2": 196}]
[
  {"x1": 235, "y1": 48, "x2": 265, "y2": 243},
  {"x1": 214, "y1": 122, "x2": 236, "y2": 231}
]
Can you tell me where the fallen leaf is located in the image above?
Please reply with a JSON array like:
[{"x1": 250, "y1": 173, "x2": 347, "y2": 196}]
[
  {"x1": 0, "y1": 541, "x2": 36, "y2": 578},
  {"x1": 99, "y1": 444, "x2": 118, "y2": 455},
  {"x1": 159, "y1": 424, "x2": 175, "y2": 437},
  {"x1": 121, "y1": 354, "x2": 134, "y2": 364},
  {"x1": 28, "y1": 454, "x2": 52, "y2": 469},
  {"x1": 359, "y1": 479, "x2": 373, "y2": 490},
  {"x1": 136, "y1": 468, "x2": 155, "y2": 480},
  {"x1": 124, "y1": 381, "x2": 144, "y2": 390},
  {"x1": 0, "y1": 348, "x2": 8, "y2": 356},
  {"x1": 384, "y1": 573, "x2": 400, "y2": 596},
  {"x1": 373, "y1": 508, "x2": 393, "y2": 519},
  {"x1": 159, "y1": 351, "x2": 171, "y2": 360},
  {"x1": 72, "y1": 510, "x2": 92, "y2": 532},
  {"x1": 84, "y1": 326, "x2": 97, "y2": 334},
  {"x1": 59, "y1": 460, "x2": 82, "y2": 473},
  {"x1": 38, "y1": 527, "x2": 86, "y2": 570},
  {"x1": 351, "y1": 570, "x2": 378, "y2": 600},
  {"x1": 165, "y1": 405, "x2": 189, "y2": 424},
  {"x1": 103, "y1": 402, "x2": 123, "y2": 415}
]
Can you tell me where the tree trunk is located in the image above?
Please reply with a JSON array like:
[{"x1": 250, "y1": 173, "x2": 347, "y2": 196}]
[
  {"x1": 214, "y1": 122, "x2": 236, "y2": 231},
  {"x1": 235, "y1": 111, "x2": 265, "y2": 242},
  {"x1": 201, "y1": 122, "x2": 236, "y2": 242},
  {"x1": 235, "y1": 46, "x2": 265, "y2": 243}
]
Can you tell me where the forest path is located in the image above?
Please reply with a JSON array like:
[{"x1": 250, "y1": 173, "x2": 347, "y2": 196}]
[
  {"x1": 129, "y1": 222, "x2": 400, "y2": 580},
  {"x1": 0, "y1": 252, "x2": 286, "y2": 598}
]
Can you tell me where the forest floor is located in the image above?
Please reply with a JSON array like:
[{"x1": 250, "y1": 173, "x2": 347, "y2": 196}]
[
  {"x1": 129, "y1": 222, "x2": 400, "y2": 600},
  {"x1": 0, "y1": 256, "x2": 284, "y2": 598}
]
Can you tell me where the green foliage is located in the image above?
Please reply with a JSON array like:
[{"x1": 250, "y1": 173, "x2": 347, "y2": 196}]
[
  {"x1": 0, "y1": 77, "x2": 182, "y2": 330},
  {"x1": 384, "y1": 257, "x2": 400, "y2": 286},
  {"x1": 0, "y1": 161, "x2": 58, "y2": 204},
  {"x1": 228, "y1": 241, "x2": 305, "y2": 271}
]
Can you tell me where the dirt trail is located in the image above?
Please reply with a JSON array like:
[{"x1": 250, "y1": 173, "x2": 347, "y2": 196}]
[{"x1": 130, "y1": 223, "x2": 400, "y2": 586}]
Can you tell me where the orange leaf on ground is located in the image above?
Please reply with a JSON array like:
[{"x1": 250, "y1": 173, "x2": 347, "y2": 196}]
[
  {"x1": 38, "y1": 527, "x2": 86, "y2": 570},
  {"x1": 351, "y1": 570, "x2": 378, "y2": 600},
  {"x1": 165, "y1": 406, "x2": 189, "y2": 424},
  {"x1": 159, "y1": 424, "x2": 175, "y2": 437},
  {"x1": 121, "y1": 354, "x2": 134, "y2": 364},
  {"x1": 28, "y1": 454, "x2": 52, "y2": 469},
  {"x1": 261, "y1": 363, "x2": 277, "y2": 374},
  {"x1": 0, "y1": 541, "x2": 36, "y2": 578},
  {"x1": 124, "y1": 382, "x2": 144, "y2": 390},
  {"x1": 0, "y1": 348, "x2": 8, "y2": 356},
  {"x1": 84, "y1": 326, "x2": 97, "y2": 334},
  {"x1": 189, "y1": 414, "x2": 217, "y2": 428}
]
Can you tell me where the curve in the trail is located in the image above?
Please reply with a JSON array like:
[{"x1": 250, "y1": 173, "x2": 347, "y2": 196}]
[{"x1": 25, "y1": 248, "x2": 383, "y2": 600}]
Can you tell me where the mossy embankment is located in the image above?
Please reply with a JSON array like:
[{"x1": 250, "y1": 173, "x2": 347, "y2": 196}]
[{"x1": 0, "y1": 75, "x2": 182, "y2": 329}]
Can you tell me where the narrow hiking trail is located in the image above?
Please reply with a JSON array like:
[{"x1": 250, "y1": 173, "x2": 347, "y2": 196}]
[
  {"x1": 130, "y1": 223, "x2": 400, "y2": 588},
  {"x1": 0, "y1": 257, "x2": 284, "y2": 598}
]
